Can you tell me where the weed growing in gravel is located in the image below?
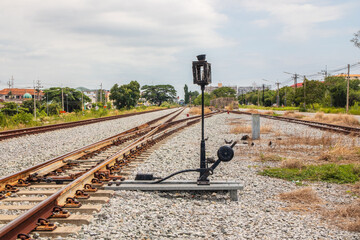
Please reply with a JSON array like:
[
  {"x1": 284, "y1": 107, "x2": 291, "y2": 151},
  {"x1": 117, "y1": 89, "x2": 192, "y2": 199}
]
[
  {"x1": 189, "y1": 107, "x2": 211, "y2": 115},
  {"x1": 259, "y1": 153, "x2": 283, "y2": 162},
  {"x1": 324, "y1": 199, "x2": 360, "y2": 232},
  {"x1": 283, "y1": 111, "x2": 305, "y2": 119},
  {"x1": 260, "y1": 164, "x2": 360, "y2": 184},
  {"x1": 304, "y1": 112, "x2": 360, "y2": 127},
  {"x1": 280, "y1": 159, "x2": 304, "y2": 169},
  {"x1": 279, "y1": 187, "x2": 322, "y2": 204},
  {"x1": 319, "y1": 144, "x2": 360, "y2": 164},
  {"x1": 230, "y1": 125, "x2": 272, "y2": 134}
]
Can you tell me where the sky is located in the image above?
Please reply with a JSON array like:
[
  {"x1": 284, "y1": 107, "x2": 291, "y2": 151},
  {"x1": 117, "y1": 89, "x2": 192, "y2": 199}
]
[{"x1": 0, "y1": 0, "x2": 359, "y2": 99}]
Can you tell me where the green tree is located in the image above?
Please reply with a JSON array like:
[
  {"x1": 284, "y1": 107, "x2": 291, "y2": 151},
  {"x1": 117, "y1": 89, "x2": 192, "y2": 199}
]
[
  {"x1": 211, "y1": 87, "x2": 236, "y2": 99},
  {"x1": 189, "y1": 90, "x2": 199, "y2": 103},
  {"x1": 21, "y1": 100, "x2": 41, "y2": 114},
  {"x1": 324, "y1": 76, "x2": 347, "y2": 107},
  {"x1": 110, "y1": 81, "x2": 140, "y2": 109},
  {"x1": 141, "y1": 85, "x2": 176, "y2": 106},
  {"x1": 351, "y1": 30, "x2": 360, "y2": 48},
  {"x1": 193, "y1": 93, "x2": 211, "y2": 106},
  {"x1": 184, "y1": 84, "x2": 189, "y2": 104},
  {"x1": 43, "y1": 87, "x2": 90, "y2": 112},
  {"x1": 304, "y1": 80, "x2": 326, "y2": 109}
]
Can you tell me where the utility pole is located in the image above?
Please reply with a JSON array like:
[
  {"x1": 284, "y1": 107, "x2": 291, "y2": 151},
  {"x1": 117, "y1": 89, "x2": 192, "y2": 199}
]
[
  {"x1": 100, "y1": 83, "x2": 103, "y2": 105},
  {"x1": 33, "y1": 80, "x2": 36, "y2": 119},
  {"x1": 262, "y1": 84, "x2": 265, "y2": 106},
  {"x1": 276, "y1": 82, "x2": 280, "y2": 106},
  {"x1": 346, "y1": 64, "x2": 350, "y2": 113},
  {"x1": 257, "y1": 88, "x2": 260, "y2": 106},
  {"x1": 303, "y1": 76, "x2": 306, "y2": 109},
  {"x1": 61, "y1": 87, "x2": 64, "y2": 111},
  {"x1": 46, "y1": 91, "x2": 49, "y2": 116},
  {"x1": 82, "y1": 91, "x2": 84, "y2": 113}
]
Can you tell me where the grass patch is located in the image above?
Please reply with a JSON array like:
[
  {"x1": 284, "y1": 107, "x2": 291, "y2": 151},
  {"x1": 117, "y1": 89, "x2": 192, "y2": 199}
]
[
  {"x1": 260, "y1": 164, "x2": 360, "y2": 184},
  {"x1": 280, "y1": 159, "x2": 304, "y2": 169},
  {"x1": 304, "y1": 112, "x2": 360, "y2": 127},
  {"x1": 189, "y1": 107, "x2": 211, "y2": 115},
  {"x1": 283, "y1": 111, "x2": 305, "y2": 119},
  {"x1": 259, "y1": 153, "x2": 283, "y2": 162},
  {"x1": 318, "y1": 144, "x2": 360, "y2": 164},
  {"x1": 230, "y1": 124, "x2": 272, "y2": 134},
  {"x1": 279, "y1": 187, "x2": 323, "y2": 204},
  {"x1": 324, "y1": 199, "x2": 360, "y2": 232}
]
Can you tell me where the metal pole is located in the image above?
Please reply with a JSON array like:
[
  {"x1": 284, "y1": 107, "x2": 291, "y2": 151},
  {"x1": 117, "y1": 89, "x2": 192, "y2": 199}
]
[
  {"x1": 200, "y1": 86, "x2": 206, "y2": 178},
  {"x1": 303, "y1": 77, "x2": 306, "y2": 109},
  {"x1": 33, "y1": 81, "x2": 36, "y2": 119},
  {"x1": 346, "y1": 64, "x2": 350, "y2": 113},
  {"x1": 46, "y1": 92, "x2": 49, "y2": 116},
  {"x1": 82, "y1": 91, "x2": 84, "y2": 113},
  {"x1": 61, "y1": 88, "x2": 64, "y2": 111}
]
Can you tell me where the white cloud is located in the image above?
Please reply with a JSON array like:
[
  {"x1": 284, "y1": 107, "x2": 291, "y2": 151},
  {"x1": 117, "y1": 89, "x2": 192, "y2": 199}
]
[
  {"x1": 0, "y1": 0, "x2": 229, "y2": 88},
  {"x1": 241, "y1": 0, "x2": 347, "y2": 41}
]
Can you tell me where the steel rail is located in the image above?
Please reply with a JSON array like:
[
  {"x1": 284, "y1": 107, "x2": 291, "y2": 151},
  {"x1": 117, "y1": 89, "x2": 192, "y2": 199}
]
[
  {"x1": 229, "y1": 110, "x2": 360, "y2": 135},
  {"x1": 0, "y1": 110, "x2": 217, "y2": 240},
  {"x1": 0, "y1": 108, "x2": 182, "y2": 192},
  {"x1": 0, "y1": 108, "x2": 174, "y2": 141}
]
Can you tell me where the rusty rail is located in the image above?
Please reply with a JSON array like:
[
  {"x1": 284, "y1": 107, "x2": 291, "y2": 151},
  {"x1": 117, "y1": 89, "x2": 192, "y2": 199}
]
[
  {"x1": 0, "y1": 108, "x2": 215, "y2": 239},
  {"x1": 229, "y1": 110, "x2": 360, "y2": 135},
  {"x1": 0, "y1": 108, "x2": 175, "y2": 141}
]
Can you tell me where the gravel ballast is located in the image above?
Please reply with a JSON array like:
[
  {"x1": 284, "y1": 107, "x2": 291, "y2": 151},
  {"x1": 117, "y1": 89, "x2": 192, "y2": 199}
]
[
  {"x1": 67, "y1": 112, "x2": 359, "y2": 240},
  {"x1": 0, "y1": 108, "x2": 178, "y2": 177}
]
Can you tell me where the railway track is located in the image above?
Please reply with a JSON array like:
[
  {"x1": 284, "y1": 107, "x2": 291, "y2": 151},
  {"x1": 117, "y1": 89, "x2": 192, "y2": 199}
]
[
  {"x1": 230, "y1": 110, "x2": 360, "y2": 135},
  {"x1": 0, "y1": 108, "x2": 170, "y2": 141},
  {"x1": 0, "y1": 108, "x2": 218, "y2": 240}
]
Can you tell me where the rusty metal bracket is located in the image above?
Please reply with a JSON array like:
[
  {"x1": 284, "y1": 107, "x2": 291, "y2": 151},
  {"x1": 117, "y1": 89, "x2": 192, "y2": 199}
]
[
  {"x1": 63, "y1": 197, "x2": 82, "y2": 208},
  {"x1": 74, "y1": 190, "x2": 90, "y2": 199},
  {"x1": 16, "y1": 179, "x2": 31, "y2": 187},
  {"x1": 17, "y1": 233, "x2": 34, "y2": 240},
  {"x1": 91, "y1": 178, "x2": 103, "y2": 187},
  {"x1": 83, "y1": 183, "x2": 97, "y2": 192},
  {"x1": 35, "y1": 218, "x2": 57, "y2": 231},
  {"x1": 5, "y1": 184, "x2": 19, "y2": 193},
  {"x1": 51, "y1": 206, "x2": 70, "y2": 218}
]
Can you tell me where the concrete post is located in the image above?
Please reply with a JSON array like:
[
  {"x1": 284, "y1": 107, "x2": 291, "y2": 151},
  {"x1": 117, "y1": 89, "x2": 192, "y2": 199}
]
[{"x1": 252, "y1": 114, "x2": 260, "y2": 140}]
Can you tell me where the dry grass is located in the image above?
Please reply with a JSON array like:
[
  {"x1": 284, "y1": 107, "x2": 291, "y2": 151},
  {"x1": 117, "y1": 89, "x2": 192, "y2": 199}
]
[
  {"x1": 230, "y1": 124, "x2": 273, "y2": 134},
  {"x1": 304, "y1": 112, "x2": 360, "y2": 127},
  {"x1": 263, "y1": 110, "x2": 274, "y2": 115},
  {"x1": 351, "y1": 182, "x2": 360, "y2": 196},
  {"x1": 280, "y1": 159, "x2": 304, "y2": 169},
  {"x1": 225, "y1": 104, "x2": 233, "y2": 111},
  {"x1": 245, "y1": 109, "x2": 260, "y2": 114},
  {"x1": 279, "y1": 188, "x2": 323, "y2": 204},
  {"x1": 259, "y1": 153, "x2": 282, "y2": 162},
  {"x1": 189, "y1": 107, "x2": 211, "y2": 115},
  {"x1": 230, "y1": 125, "x2": 252, "y2": 133},
  {"x1": 318, "y1": 144, "x2": 360, "y2": 164},
  {"x1": 277, "y1": 134, "x2": 333, "y2": 147},
  {"x1": 324, "y1": 199, "x2": 360, "y2": 232},
  {"x1": 283, "y1": 111, "x2": 305, "y2": 119}
]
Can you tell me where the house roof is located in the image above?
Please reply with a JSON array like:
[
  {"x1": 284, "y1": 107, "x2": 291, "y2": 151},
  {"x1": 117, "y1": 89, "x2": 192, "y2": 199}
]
[
  {"x1": 335, "y1": 74, "x2": 360, "y2": 77},
  {"x1": 0, "y1": 88, "x2": 44, "y2": 96}
]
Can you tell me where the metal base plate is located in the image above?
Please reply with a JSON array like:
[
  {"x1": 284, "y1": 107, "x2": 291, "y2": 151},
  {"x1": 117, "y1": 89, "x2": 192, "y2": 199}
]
[{"x1": 105, "y1": 180, "x2": 243, "y2": 201}]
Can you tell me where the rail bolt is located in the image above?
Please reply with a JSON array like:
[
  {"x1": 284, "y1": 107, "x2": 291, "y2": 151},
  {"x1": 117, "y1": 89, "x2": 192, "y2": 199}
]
[{"x1": 35, "y1": 218, "x2": 57, "y2": 231}]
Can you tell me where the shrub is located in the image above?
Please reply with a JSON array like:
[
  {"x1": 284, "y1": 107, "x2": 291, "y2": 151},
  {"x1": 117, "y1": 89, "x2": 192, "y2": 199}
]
[{"x1": 260, "y1": 164, "x2": 360, "y2": 184}]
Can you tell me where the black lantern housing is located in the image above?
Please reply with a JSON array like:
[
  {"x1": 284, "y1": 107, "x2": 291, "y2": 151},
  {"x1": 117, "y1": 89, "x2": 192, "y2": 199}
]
[{"x1": 192, "y1": 54, "x2": 211, "y2": 86}]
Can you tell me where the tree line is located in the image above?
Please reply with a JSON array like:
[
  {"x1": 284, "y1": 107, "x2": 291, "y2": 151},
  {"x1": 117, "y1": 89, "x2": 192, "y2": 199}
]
[
  {"x1": 241, "y1": 76, "x2": 360, "y2": 109},
  {"x1": 0, "y1": 82, "x2": 178, "y2": 118}
]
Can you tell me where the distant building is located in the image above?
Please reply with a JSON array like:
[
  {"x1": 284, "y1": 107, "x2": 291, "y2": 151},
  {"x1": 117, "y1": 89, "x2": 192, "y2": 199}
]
[
  {"x1": 238, "y1": 85, "x2": 271, "y2": 96},
  {"x1": 204, "y1": 83, "x2": 238, "y2": 95},
  {"x1": 334, "y1": 74, "x2": 360, "y2": 80},
  {"x1": 0, "y1": 88, "x2": 44, "y2": 103}
]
